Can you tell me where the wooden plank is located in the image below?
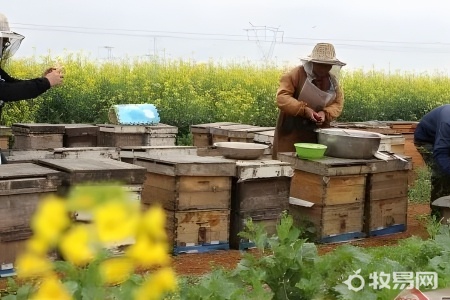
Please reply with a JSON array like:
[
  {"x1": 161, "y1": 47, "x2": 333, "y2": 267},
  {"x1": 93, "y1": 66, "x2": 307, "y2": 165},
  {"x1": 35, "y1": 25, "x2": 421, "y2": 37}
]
[
  {"x1": 97, "y1": 124, "x2": 148, "y2": 133},
  {"x1": 0, "y1": 163, "x2": 62, "y2": 180},
  {"x1": 190, "y1": 122, "x2": 240, "y2": 134},
  {"x1": 52, "y1": 147, "x2": 120, "y2": 160},
  {"x1": 0, "y1": 191, "x2": 55, "y2": 232},
  {"x1": 289, "y1": 202, "x2": 364, "y2": 240},
  {"x1": 144, "y1": 136, "x2": 176, "y2": 146},
  {"x1": 12, "y1": 123, "x2": 65, "y2": 134},
  {"x1": 278, "y1": 152, "x2": 372, "y2": 176},
  {"x1": 229, "y1": 208, "x2": 282, "y2": 249},
  {"x1": 236, "y1": 160, "x2": 293, "y2": 180},
  {"x1": 253, "y1": 130, "x2": 275, "y2": 145},
  {"x1": 36, "y1": 158, "x2": 147, "y2": 184},
  {"x1": 13, "y1": 134, "x2": 63, "y2": 150},
  {"x1": 142, "y1": 173, "x2": 231, "y2": 210},
  {"x1": 210, "y1": 124, "x2": 256, "y2": 137},
  {"x1": 232, "y1": 177, "x2": 290, "y2": 212},
  {"x1": 0, "y1": 239, "x2": 27, "y2": 265},
  {"x1": 368, "y1": 171, "x2": 409, "y2": 201},
  {"x1": 227, "y1": 126, "x2": 275, "y2": 139},
  {"x1": 134, "y1": 155, "x2": 236, "y2": 177},
  {"x1": 192, "y1": 133, "x2": 211, "y2": 147},
  {"x1": 63, "y1": 124, "x2": 99, "y2": 136},
  {"x1": 145, "y1": 123, "x2": 178, "y2": 135},
  {"x1": 163, "y1": 209, "x2": 230, "y2": 248},
  {"x1": 364, "y1": 197, "x2": 408, "y2": 235},
  {"x1": 97, "y1": 131, "x2": 145, "y2": 147},
  {"x1": 290, "y1": 170, "x2": 366, "y2": 205}
]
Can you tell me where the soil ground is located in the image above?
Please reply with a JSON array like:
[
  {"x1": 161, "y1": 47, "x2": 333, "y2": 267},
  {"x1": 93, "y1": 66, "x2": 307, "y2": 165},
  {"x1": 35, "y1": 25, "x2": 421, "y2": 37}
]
[{"x1": 172, "y1": 202, "x2": 431, "y2": 276}]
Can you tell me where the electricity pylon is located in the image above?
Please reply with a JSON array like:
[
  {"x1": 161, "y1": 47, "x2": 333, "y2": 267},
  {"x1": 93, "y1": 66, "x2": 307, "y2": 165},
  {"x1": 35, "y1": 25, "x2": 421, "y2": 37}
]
[{"x1": 244, "y1": 23, "x2": 284, "y2": 62}]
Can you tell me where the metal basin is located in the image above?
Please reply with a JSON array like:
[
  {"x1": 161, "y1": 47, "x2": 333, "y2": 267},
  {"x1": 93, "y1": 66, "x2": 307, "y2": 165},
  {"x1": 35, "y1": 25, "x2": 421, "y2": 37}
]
[
  {"x1": 213, "y1": 142, "x2": 268, "y2": 160},
  {"x1": 316, "y1": 128, "x2": 381, "y2": 159}
]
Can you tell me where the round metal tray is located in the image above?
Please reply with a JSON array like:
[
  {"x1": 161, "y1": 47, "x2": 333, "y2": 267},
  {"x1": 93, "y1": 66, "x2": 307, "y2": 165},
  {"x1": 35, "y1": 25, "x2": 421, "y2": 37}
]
[{"x1": 213, "y1": 142, "x2": 269, "y2": 160}]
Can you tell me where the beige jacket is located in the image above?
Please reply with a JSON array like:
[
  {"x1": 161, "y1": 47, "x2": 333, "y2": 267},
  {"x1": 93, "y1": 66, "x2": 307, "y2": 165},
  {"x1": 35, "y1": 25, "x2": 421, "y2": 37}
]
[{"x1": 272, "y1": 65, "x2": 344, "y2": 159}]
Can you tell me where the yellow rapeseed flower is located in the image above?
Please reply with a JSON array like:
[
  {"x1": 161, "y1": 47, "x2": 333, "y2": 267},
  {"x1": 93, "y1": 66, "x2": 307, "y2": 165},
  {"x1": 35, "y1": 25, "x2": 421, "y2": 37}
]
[
  {"x1": 93, "y1": 200, "x2": 140, "y2": 244},
  {"x1": 29, "y1": 275, "x2": 72, "y2": 300},
  {"x1": 31, "y1": 195, "x2": 71, "y2": 245},
  {"x1": 140, "y1": 205, "x2": 166, "y2": 240},
  {"x1": 26, "y1": 236, "x2": 50, "y2": 256},
  {"x1": 125, "y1": 236, "x2": 170, "y2": 268},
  {"x1": 99, "y1": 257, "x2": 134, "y2": 285},
  {"x1": 134, "y1": 267, "x2": 177, "y2": 300},
  {"x1": 15, "y1": 252, "x2": 53, "y2": 279},
  {"x1": 59, "y1": 224, "x2": 96, "y2": 266}
]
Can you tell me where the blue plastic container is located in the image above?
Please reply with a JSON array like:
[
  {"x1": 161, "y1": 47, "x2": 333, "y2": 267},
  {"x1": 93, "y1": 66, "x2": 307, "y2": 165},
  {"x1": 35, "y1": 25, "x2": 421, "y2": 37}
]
[{"x1": 109, "y1": 104, "x2": 160, "y2": 125}]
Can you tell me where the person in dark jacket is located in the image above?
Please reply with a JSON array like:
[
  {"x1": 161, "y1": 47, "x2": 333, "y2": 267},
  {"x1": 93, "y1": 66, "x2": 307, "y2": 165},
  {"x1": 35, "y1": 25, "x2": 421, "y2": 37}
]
[
  {"x1": 414, "y1": 104, "x2": 450, "y2": 217},
  {"x1": 0, "y1": 12, "x2": 63, "y2": 163}
]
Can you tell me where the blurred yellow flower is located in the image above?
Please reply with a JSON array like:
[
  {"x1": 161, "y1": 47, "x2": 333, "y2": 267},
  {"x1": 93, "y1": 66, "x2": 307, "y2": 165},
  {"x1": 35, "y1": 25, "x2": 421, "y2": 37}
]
[
  {"x1": 134, "y1": 267, "x2": 177, "y2": 300},
  {"x1": 26, "y1": 236, "x2": 50, "y2": 256},
  {"x1": 59, "y1": 224, "x2": 96, "y2": 266},
  {"x1": 29, "y1": 275, "x2": 72, "y2": 300},
  {"x1": 15, "y1": 252, "x2": 53, "y2": 279},
  {"x1": 93, "y1": 200, "x2": 139, "y2": 243},
  {"x1": 31, "y1": 195, "x2": 71, "y2": 245},
  {"x1": 141, "y1": 205, "x2": 166, "y2": 240},
  {"x1": 126, "y1": 236, "x2": 170, "y2": 268},
  {"x1": 99, "y1": 257, "x2": 134, "y2": 285}
]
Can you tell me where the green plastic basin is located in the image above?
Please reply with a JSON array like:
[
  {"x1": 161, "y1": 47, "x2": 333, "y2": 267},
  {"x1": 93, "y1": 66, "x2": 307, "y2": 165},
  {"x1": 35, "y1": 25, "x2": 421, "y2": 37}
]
[{"x1": 294, "y1": 143, "x2": 327, "y2": 160}]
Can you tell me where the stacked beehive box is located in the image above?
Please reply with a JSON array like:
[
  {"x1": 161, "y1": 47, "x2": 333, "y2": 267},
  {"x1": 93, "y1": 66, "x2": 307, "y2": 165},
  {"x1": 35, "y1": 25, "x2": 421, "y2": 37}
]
[
  {"x1": 135, "y1": 155, "x2": 236, "y2": 254},
  {"x1": 230, "y1": 160, "x2": 293, "y2": 249},
  {"x1": 12, "y1": 123, "x2": 65, "y2": 150},
  {"x1": 0, "y1": 163, "x2": 63, "y2": 265},
  {"x1": 62, "y1": 124, "x2": 99, "y2": 147},
  {"x1": 279, "y1": 153, "x2": 411, "y2": 242},
  {"x1": 190, "y1": 122, "x2": 274, "y2": 157},
  {"x1": 97, "y1": 123, "x2": 178, "y2": 147},
  {"x1": 36, "y1": 158, "x2": 146, "y2": 234},
  {"x1": 0, "y1": 126, "x2": 12, "y2": 150}
]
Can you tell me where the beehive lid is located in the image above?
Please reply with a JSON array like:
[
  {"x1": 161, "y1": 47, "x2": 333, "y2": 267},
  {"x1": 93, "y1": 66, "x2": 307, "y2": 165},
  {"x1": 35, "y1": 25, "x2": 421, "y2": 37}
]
[
  {"x1": 63, "y1": 124, "x2": 99, "y2": 136},
  {"x1": 12, "y1": 123, "x2": 65, "y2": 134},
  {"x1": 36, "y1": 158, "x2": 147, "y2": 184},
  {"x1": 134, "y1": 154, "x2": 236, "y2": 176},
  {"x1": 0, "y1": 163, "x2": 62, "y2": 180},
  {"x1": 190, "y1": 122, "x2": 240, "y2": 134}
]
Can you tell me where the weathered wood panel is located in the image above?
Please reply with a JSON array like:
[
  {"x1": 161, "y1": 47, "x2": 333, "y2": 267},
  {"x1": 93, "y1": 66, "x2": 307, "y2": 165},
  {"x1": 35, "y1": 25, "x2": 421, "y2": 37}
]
[
  {"x1": 36, "y1": 158, "x2": 147, "y2": 184},
  {"x1": 232, "y1": 177, "x2": 291, "y2": 211},
  {"x1": 289, "y1": 202, "x2": 364, "y2": 240},
  {"x1": 229, "y1": 208, "x2": 282, "y2": 249},
  {"x1": 367, "y1": 171, "x2": 409, "y2": 201},
  {"x1": 0, "y1": 239, "x2": 27, "y2": 264},
  {"x1": 290, "y1": 170, "x2": 366, "y2": 206},
  {"x1": 364, "y1": 197, "x2": 408, "y2": 234},
  {"x1": 162, "y1": 208, "x2": 230, "y2": 248},
  {"x1": 135, "y1": 155, "x2": 236, "y2": 177},
  {"x1": 13, "y1": 134, "x2": 64, "y2": 150},
  {"x1": 142, "y1": 173, "x2": 231, "y2": 210}
]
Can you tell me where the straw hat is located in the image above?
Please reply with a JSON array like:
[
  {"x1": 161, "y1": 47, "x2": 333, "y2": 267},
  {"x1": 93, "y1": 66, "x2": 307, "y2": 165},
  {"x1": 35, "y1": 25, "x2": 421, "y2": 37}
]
[{"x1": 301, "y1": 43, "x2": 346, "y2": 66}]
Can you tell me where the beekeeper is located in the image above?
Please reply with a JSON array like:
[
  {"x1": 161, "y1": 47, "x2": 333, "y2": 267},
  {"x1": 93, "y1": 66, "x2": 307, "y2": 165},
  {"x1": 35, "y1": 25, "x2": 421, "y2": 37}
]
[
  {"x1": 272, "y1": 43, "x2": 346, "y2": 159},
  {"x1": 0, "y1": 12, "x2": 63, "y2": 164}
]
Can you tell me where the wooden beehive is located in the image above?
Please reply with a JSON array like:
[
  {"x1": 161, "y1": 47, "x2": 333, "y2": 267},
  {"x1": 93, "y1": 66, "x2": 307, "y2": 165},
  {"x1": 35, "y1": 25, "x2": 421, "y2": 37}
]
[
  {"x1": 0, "y1": 163, "x2": 63, "y2": 264},
  {"x1": 135, "y1": 155, "x2": 235, "y2": 211},
  {"x1": 279, "y1": 152, "x2": 412, "y2": 242},
  {"x1": 364, "y1": 170, "x2": 410, "y2": 236},
  {"x1": 163, "y1": 208, "x2": 230, "y2": 253},
  {"x1": 12, "y1": 123, "x2": 65, "y2": 150},
  {"x1": 135, "y1": 154, "x2": 235, "y2": 253},
  {"x1": 190, "y1": 122, "x2": 240, "y2": 147},
  {"x1": 51, "y1": 147, "x2": 120, "y2": 160},
  {"x1": 229, "y1": 160, "x2": 293, "y2": 249},
  {"x1": 143, "y1": 123, "x2": 178, "y2": 146},
  {"x1": 63, "y1": 124, "x2": 99, "y2": 147},
  {"x1": 97, "y1": 124, "x2": 147, "y2": 147}
]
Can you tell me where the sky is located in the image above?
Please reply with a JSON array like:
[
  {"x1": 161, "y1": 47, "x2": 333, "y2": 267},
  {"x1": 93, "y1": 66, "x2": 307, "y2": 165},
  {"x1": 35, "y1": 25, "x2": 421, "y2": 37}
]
[{"x1": 2, "y1": 0, "x2": 450, "y2": 73}]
